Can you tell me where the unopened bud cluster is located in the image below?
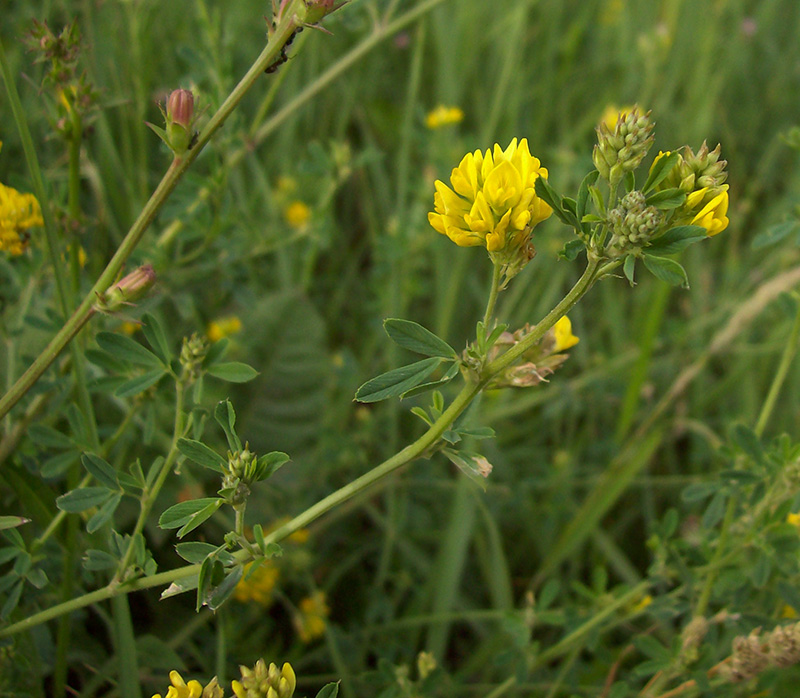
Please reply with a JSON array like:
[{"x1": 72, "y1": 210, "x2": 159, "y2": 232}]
[
  {"x1": 607, "y1": 190, "x2": 663, "y2": 256},
  {"x1": 232, "y1": 660, "x2": 296, "y2": 698},
  {"x1": 179, "y1": 333, "x2": 208, "y2": 383},
  {"x1": 593, "y1": 107, "x2": 655, "y2": 186},
  {"x1": 723, "y1": 623, "x2": 800, "y2": 683},
  {"x1": 662, "y1": 141, "x2": 728, "y2": 194}
]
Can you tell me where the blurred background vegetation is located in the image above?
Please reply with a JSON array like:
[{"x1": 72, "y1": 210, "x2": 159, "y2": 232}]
[{"x1": 3, "y1": 0, "x2": 800, "y2": 695}]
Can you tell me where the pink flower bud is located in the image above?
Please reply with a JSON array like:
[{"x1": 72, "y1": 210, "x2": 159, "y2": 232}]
[{"x1": 166, "y1": 89, "x2": 194, "y2": 129}]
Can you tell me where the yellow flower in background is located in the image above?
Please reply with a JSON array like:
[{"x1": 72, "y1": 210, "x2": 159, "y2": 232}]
[
  {"x1": 284, "y1": 200, "x2": 311, "y2": 229},
  {"x1": 0, "y1": 141, "x2": 44, "y2": 255},
  {"x1": 151, "y1": 670, "x2": 203, "y2": 698},
  {"x1": 599, "y1": 104, "x2": 637, "y2": 131},
  {"x1": 690, "y1": 186, "x2": 729, "y2": 236},
  {"x1": 425, "y1": 105, "x2": 464, "y2": 130},
  {"x1": 295, "y1": 590, "x2": 329, "y2": 643},
  {"x1": 207, "y1": 315, "x2": 243, "y2": 342},
  {"x1": 428, "y1": 138, "x2": 552, "y2": 255},
  {"x1": 234, "y1": 560, "x2": 279, "y2": 607},
  {"x1": 553, "y1": 316, "x2": 579, "y2": 352},
  {"x1": 787, "y1": 512, "x2": 800, "y2": 527},
  {"x1": 120, "y1": 321, "x2": 140, "y2": 336}
]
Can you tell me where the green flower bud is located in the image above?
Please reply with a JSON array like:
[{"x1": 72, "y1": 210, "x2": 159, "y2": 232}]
[
  {"x1": 179, "y1": 333, "x2": 208, "y2": 383},
  {"x1": 594, "y1": 106, "x2": 655, "y2": 186},
  {"x1": 146, "y1": 88, "x2": 197, "y2": 157},
  {"x1": 233, "y1": 660, "x2": 296, "y2": 698}
]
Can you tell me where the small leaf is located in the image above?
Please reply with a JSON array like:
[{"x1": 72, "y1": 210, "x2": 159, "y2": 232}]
[
  {"x1": 206, "y1": 565, "x2": 243, "y2": 611},
  {"x1": 84, "y1": 549, "x2": 118, "y2": 571},
  {"x1": 355, "y1": 357, "x2": 442, "y2": 403},
  {"x1": 558, "y1": 239, "x2": 585, "y2": 261},
  {"x1": 159, "y1": 498, "x2": 223, "y2": 530},
  {"x1": 215, "y1": 400, "x2": 242, "y2": 452},
  {"x1": 383, "y1": 318, "x2": 457, "y2": 358},
  {"x1": 314, "y1": 684, "x2": 340, "y2": 698},
  {"x1": 399, "y1": 362, "x2": 459, "y2": 399},
  {"x1": 648, "y1": 225, "x2": 707, "y2": 255},
  {"x1": 0, "y1": 517, "x2": 30, "y2": 531},
  {"x1": 752, "y1": 220, "x2": 800, "y2": 250},
  {"x1": 175, "y1": 542, "x2": 235, "y2": 565},
  {"x1": 206, "y1": 362, "x2": 259, "y2": 383},
  {"x1": 702, "y1": 490, "x2": 727, "y2": 529},
  {"x1": 81, "y1": 453, "x2": 119, "y2": 489},
  {"x1": 642, "y1": 151, "x2": 681, "y2": 193},
  {"x1": 140, "y1": 313, "x2": 172, "y2": 363},
  {"x1": 730, "y1": 423, "x2": 765, "y2": 466},
  {"x1": 203, "y1": 337, "x2": 230, "y2": 367},
  {"x1": 442, "y1": 448, "x2": 492, "y2": 491},
  {"x1": 56, "y1": 487, "x2": 112, "y2": 513},
  {"x1": 681, "y1": 482, "x2": 718, "y2": 503},
  {"x1": 455, "y1": 426, "x2": 496, "y2": 440},
  {"x1": 96, "y1": 332, "x2": 163, "y2": 368},
  {"x1": 177, "y1": 438, "x2": 227, "y2": 473},
  {"x1": 114, "y1": 369, "x2": 166, "y2": 398},
  {"x1": 645, "y1": 188, "x2": 686, "y2": 210},
  {"x1": 87, "y1": 493, "x2": 122, "y2": 533},
  {"x1": 28, "y1": 424, "x2": 75, "y2": 450},
  {"x1": 623, "y1": 254, "x2": 636, "y2": 285},
  {"x1": 643, "y1": 254, "x2": 689, "y2": 288},
  {"x1": 576, "y1": 170, "x2": 600, "y2": 221},
  {"x1": 161, "y1": 574, "x2": 199, "y2": 600},
  {"x1": 535, "y1": 178, "x2": 574, "y2": 228},
  {"x1": 176, "y1": 500, "x2": 224, "y2": 538},
  {"x1": 258, "y1": 451, "x2": 290, "y2": 480}
]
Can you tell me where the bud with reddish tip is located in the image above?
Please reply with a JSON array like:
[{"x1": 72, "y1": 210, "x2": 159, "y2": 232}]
[
  {"x1": 146, "y1": 88, "x2": 197, "y2": 157},
  {"x1": 96, "y1": 264, "x2": 156, "y2": 313}
]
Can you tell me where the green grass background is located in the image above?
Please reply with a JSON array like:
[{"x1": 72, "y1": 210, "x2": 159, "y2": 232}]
[{"x1": 3, "y1": 0, "x2": 800, "y2": 695}]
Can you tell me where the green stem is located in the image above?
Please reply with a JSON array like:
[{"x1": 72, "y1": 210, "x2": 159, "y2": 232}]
[
  {"x1": 0, "y1": 1, "x2": 306, "y2": 424},
  {"x1": 113, "y1": 381, "x2": 186, "y2": 584},
  {"x1": 112, "y1": 594, "x2": 142, "y2": 698},
  {"x1": 0, "y1": 255, "x2": 609, "y2": 638},
  {"x1": 482, "y1": 262, "x2": 502, "y2": 328}
]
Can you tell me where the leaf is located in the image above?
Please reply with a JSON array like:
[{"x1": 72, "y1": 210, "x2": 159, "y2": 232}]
[
  {"x1": 752, "y1": 220, "x2": 800, "y2": 250},
  {"x1": 161, "y1": 574, "x2": 199, "y2": 600},
  {"x1": 442, "y1": 449, "x2": 492, "y2": 491},
  {"x1": 702, "y1": 490, "x2": 727, "y2": 529},
  {"x1": 83, "y1": 549, "x2": 118, "y2": 571},
  {"x1": 257, "y1": 451, "x2": 290, "y2": 480},
  {"x1": 681, "y1": 482, "x2": 718, "y2": 503},
  {"x1": 206, "y1": 361, "x2": 259, "y2": 383},
  {"x1": 140, "y1": 313, "x2": 172, "y2": 363},
  {"x1": 643, "y1": 254, "x2": 689, "y2": 288},
  {"x1": 177, "y1": 438, "x2": 227, "y2": 474},
  {"x1": 648, "y1": 225, "x2": 707, "y2": 255},
  {"x1": 399, "y1": 361, "x2": 459, "y2": 399},
  {"x1": 535, "y1": 177, "x2": 575, "y2": 228},
  {"x1": 28, "y1": 424, "x2": 75, "y2": 450},
  {"x1": 576, "y1": 170, "x2": 600, "y2": 221},
  {"x1": 730, "y1": 423, "x2": 765, "y2": 466},
  {"x1": 87, "y1": 493, "x2": 122, "y2": 533},
  {"x1": 314, "y1": 684, "x2": 340, "y2": 698},
  {"x1": 0, "y1": 517, "x2": 30, "y2": 531},
  {"x1": 158, "y1": 498, "x2": 223, "y2": 530},
  {"x1": 642, "y1": 151, "x2": 681, "y2": 193},
  {"x1": 558, "y1": 239, "x2": 585, "y2": 261},
  {"x1": 81, "y1": 453, "x2": 119, "y2": 489},
  {"x1": 56, "y1": 487, "x2": 113, "y2": 513},
  {"x1": 114, "y1": 369, "x2": 166, "y2": 398},
  {"x1": 455, "y1": 426, "x2": 496, "y2": 440},
  {"x1": 176, "y1": 500, "x2": 224, "y2": 538},
  {"x1": 215, "y1": 400, "x2": 241, "y2": 452},
  {"x1": 383, "y1": 318, "x2": 456, "y2": 358},
  {"x1": 355, "y1": 358, "x2": 442, "y2": 403},
  {"x1": 623, "y1": 254, "x2": 636, "y2": 285},
  {"x1": 96, "y1": 332, "x2": 164, "y2": 368},
  {"x1": 206, "y1": 566, "x2": 243, "y2": 611},
  {"x1": 175, "y1": 542, "x2": 235, "y2": 565},
  {"x1": 644, "y1": 188, "x2": 686, "y2": 210}
]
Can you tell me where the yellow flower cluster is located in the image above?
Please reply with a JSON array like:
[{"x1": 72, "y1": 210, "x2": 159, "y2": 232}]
[
  {"x1": 152, "y1": 662, "x2": 296, "y2": 698},
  {"x1": 233, "y1": 560, "x2": 279, "y2": 607},
  {"x1": 207, "y1": 315, "x2": 243, "y2": 343},
  {"x1": 428, "y1": 138, "x2": 552, "y2": 256},
  {"x1": 0, "y1": 149, "x2": 43, "y2": 255},
  {"x1": 151, "y1": 670, "x2": 204, "y2": 698},
  {"x1": 295, "y1": 590, "x2": 329, "y2": 643},
  {"x1": 425, "y1": 105, "x2": 464, "y2": 130}
]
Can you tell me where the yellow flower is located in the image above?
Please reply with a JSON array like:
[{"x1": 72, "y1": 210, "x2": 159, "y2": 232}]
[
  {"x1": 689, "y1": 186, "x2": 729, "y2": 236},
  {"x1": 284, "y1": 200, "x2": 311, "y2": 229},
  {"x1": 295, "y1": 590, "x2": 329, "y2": 643},
  {"x1": 207, "y1": 315, "x2": 243, "y2": 342},
  {"x1": 553, "y1": 316, "x2": 579, "y2": 352},
  {"x1": 120, "y1": 321, "x2": 140, "y2": 336},
  {"x1": 425, "y1": 105, "x2": 464, "y2": 130},
  {"x1": 787, "y1": 513, "x2": 800, "y2": 527},
  {"x1": 151, "y1": 670, "x2": 203, "y2": 698},
  {"x1": 0, "y1": 181, "x2": 44, "y2": 256},
  {"x1": 599, "y1": 104, "x2": 637, "y2": 131},
  {"x1": 234, "y1": 560, "x2": 279, "y2": 606},
  {"x1": 428, "y1": 138, "x2": 552, "y2": 256}
]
